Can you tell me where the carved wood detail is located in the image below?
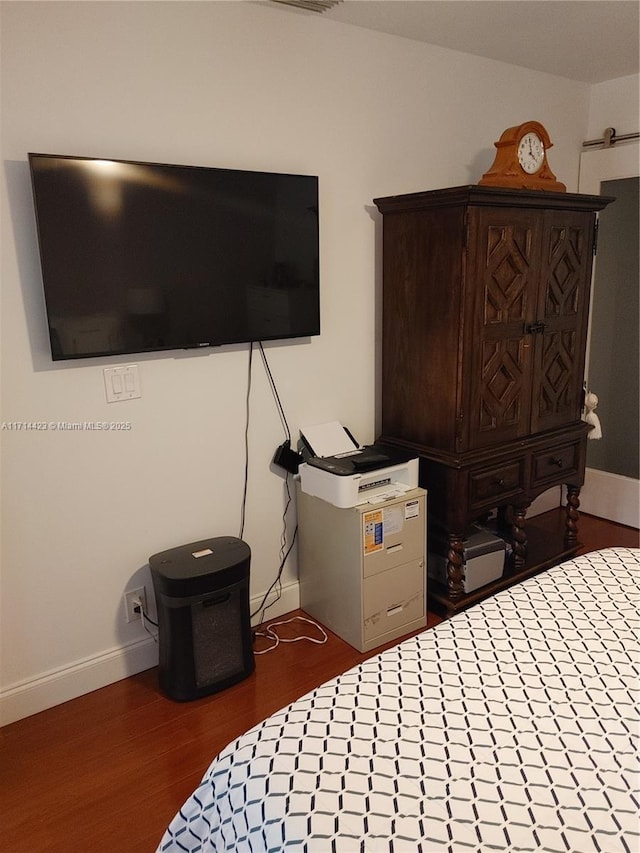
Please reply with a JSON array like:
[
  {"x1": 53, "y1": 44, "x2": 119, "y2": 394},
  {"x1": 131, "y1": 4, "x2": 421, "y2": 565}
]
[{"x1": 565, "y1": 485, "x2": 581, "y2": 547}]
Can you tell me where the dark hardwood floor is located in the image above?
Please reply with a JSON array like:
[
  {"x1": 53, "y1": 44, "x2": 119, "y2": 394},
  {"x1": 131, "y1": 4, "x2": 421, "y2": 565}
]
[{"x1": 1, "y1": 512, "x2": 637, "y2": 852}]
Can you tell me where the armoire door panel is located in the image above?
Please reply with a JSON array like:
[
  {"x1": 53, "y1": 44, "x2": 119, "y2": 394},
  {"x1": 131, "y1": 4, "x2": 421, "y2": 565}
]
[
  {"x1": 474, "y1": 212, "x2": 540, "y2": 323},
  {"x1": 471, "y1": 336, "x2": 532, "y2": 447},
  {"x1": 483, "y1": 223, "x2": 534, "y2": 325},
  {"x1": 467, "y1": 210, "x2": 538, "y2": 449},
  {"x1": 544, "y1": 225, "x2": 585, "y2": 318},
  {"x1": 532, "y1": 211, "x2": 594, "y2": 433},
  {"x1": 538, "y1": 212, "x2": 594, "y2": 324},
  {"x1": 531, "y1": 328, "x2": 583, "y2": 433}
]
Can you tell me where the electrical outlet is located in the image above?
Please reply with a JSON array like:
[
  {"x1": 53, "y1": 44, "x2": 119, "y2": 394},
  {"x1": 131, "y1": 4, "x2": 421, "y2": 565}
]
[{"x1": 124, "y1": 587, "x2": 147, "y2": 623}]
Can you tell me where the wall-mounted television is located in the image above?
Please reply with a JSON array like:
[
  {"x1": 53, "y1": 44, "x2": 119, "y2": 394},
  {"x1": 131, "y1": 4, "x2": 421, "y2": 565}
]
[{"x1": 29, "y1": 153, "x2": 320, "y2": 360}]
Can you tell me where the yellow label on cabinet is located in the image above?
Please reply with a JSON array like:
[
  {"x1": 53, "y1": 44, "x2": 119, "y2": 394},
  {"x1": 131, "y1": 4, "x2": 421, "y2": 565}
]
[{"x1": 363, "y1": 509, "x2": 384, "y2": 555}]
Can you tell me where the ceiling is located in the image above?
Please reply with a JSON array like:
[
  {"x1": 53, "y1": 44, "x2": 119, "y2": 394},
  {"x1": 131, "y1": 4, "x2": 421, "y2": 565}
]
[{"x1": 272, "y1": 1, "x2": 640, "y2": 84}]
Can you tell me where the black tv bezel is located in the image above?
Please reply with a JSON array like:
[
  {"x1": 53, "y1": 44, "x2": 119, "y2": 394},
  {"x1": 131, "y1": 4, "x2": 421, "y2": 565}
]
[{"x1": 28, "y1": 152, "x2": 320, "y2": 361}]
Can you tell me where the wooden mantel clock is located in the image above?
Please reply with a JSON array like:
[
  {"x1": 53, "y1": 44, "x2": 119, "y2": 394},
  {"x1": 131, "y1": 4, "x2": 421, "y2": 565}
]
[{"x1": 479, "y1": 121, "x2": 566, "y2": 191}]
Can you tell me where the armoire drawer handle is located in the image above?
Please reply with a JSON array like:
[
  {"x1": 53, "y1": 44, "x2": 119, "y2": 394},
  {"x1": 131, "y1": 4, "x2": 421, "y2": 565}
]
[
  {"x1": 493, "y1": 477, "x2": 506, "y2": 488},
  {"x1": 550, "y1": 457, "x2": 563, "y2": 468}
]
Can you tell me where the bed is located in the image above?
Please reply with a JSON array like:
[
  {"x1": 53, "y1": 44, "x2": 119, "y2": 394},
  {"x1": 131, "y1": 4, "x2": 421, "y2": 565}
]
[{"x1": 157, "y1": 547, "x2": 639, "y2": 853}]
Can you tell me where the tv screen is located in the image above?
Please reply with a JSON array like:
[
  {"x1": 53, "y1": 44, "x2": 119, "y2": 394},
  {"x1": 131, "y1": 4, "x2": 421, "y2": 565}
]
[{"x1": 28, "y1": 153, "x2": 320, "y2": 360}]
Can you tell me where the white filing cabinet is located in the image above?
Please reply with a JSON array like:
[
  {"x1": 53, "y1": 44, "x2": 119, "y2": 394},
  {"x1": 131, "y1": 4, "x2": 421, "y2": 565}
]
[{"x1": 298, "y1": 486, "x2": 427, "y2": 652}]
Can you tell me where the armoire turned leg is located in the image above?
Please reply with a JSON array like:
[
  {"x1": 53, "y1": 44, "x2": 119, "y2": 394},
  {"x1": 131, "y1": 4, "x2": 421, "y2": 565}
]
[
  {"x1": 510, "y1": 503, "x2": 529, "y2": 571},
  {"x1": 565, "y1": 485, "x2": 581, "y2": 547},
  {"x1": 446, "y1": 534, "x2": 465, "y2": 600}
]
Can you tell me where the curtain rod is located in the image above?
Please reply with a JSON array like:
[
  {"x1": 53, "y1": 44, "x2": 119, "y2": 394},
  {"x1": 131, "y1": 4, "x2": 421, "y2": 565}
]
[{"x1": 582, "y1": 127, "x2": 640, "y2": 149}]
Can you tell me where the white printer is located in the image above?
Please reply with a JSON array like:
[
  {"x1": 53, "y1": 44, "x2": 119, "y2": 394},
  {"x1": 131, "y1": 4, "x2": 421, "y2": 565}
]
[{"x1": 297, "y1": 421, "x2": 419, "y2": 508}]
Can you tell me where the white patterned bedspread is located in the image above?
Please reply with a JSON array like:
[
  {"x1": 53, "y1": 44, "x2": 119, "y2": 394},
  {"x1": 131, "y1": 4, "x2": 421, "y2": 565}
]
[{"x1": 158, "y1": 547, "x2": 639, "y2": 853}]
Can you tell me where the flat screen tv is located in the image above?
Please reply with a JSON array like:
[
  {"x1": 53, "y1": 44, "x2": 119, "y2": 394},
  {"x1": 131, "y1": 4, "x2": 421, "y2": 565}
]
[{"x1": 28, "y1": 153, "x2": 320, "y2": 360}]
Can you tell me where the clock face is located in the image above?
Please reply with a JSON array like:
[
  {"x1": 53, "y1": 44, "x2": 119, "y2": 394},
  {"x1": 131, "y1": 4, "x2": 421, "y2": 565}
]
[{"x1": 517, "y1": 131, "x2": 545, "y2": 174}]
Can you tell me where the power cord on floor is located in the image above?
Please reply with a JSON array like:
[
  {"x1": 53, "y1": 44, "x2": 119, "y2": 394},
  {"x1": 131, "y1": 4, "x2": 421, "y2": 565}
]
[{"x1": 253, "y1": 615, "x2": 328, "y2": 655}]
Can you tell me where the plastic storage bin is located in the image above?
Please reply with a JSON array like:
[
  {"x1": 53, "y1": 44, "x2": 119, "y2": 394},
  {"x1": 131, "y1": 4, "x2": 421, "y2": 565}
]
[{"x1": 428, "y1": 525, "x2": 505, "y2": 593}]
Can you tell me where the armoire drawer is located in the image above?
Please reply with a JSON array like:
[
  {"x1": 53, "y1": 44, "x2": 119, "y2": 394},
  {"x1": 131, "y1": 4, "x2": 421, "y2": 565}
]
[
  {"x1": 531, "y1": 440, "x2": 581, "y2": 487},
  {"x1": 469, "y1": 458, "x2": 525, "y2": 510}
]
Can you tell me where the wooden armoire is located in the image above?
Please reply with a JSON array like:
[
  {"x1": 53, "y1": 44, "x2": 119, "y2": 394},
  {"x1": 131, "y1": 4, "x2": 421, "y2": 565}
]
[{"x1": 374, "y1": 185, "x2": 613, "y2": 614}]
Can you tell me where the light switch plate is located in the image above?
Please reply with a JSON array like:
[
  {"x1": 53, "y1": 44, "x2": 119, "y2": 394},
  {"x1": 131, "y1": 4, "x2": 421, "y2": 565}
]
[{"x1": 104, "y1": 365, "x2": 141, "y2": 403}]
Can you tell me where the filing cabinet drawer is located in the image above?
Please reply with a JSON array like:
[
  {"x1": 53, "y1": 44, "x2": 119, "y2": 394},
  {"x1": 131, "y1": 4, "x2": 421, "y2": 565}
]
[
  {"x1": 362, "y1": 492, "x2": 426, "y2": 579},
  {"x1": 469, "y1": 458, "x2": 525, "y2": 510},
  {"x1": 531, "y1": 441, "x2": 580, "y2": 487},
  {"x1": 363, "y1": 558, "x2": 425, "y2": 644}
]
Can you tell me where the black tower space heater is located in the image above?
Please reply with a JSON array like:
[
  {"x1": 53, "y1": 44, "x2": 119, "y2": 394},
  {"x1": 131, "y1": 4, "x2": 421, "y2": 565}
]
[{"x1": 149, "y1": 537, "x2": 254, "y2": 701}]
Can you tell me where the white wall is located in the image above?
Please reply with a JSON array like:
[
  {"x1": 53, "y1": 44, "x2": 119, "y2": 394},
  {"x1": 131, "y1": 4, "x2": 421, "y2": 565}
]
[
  {"x1": 587, "y1": 74, "x2": 640, "y2": 139},
  {"x1": 1, "y1": 1, "x2": 593, "y2": 723}
]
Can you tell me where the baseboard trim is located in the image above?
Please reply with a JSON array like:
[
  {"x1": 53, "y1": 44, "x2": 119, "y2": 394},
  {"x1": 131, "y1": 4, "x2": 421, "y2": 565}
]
[
  {"x1": 1, "y1": 581, "x2": 300, "y2": 726},
  {"x1": 579, "y1": 468, "x2": 640, "y2": 528},
  {"x1": 0, "y1": 636, "x2": 159, "y2": 727}
]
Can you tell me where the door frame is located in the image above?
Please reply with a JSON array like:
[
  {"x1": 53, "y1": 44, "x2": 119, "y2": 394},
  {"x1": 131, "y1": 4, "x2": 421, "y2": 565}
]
[{"x1": 577, "y1": 141, "x2": 639, "y2": 528}]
